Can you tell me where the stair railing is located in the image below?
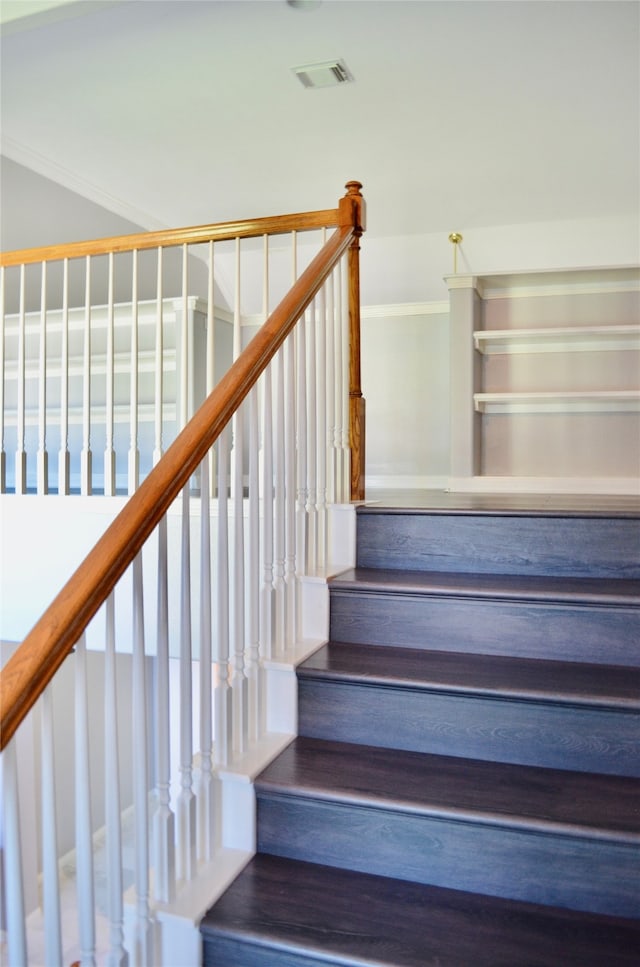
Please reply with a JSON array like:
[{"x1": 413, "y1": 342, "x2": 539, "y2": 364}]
[{"x1": 0, "y1": 181, "x2": 365, "y2": 965}]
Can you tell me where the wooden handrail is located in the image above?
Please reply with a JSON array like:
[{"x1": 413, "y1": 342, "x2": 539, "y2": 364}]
[
  {"x1": 0, "y1": 209, "x2": 341, "y2": 268},
  {"x1": 0, "y1": 184, "x2": 363, "y2": 748}
]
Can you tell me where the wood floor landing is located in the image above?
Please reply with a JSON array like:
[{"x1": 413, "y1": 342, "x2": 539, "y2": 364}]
[{"x1": 200, "y1": 854, "x2": 640, "y2": 967}]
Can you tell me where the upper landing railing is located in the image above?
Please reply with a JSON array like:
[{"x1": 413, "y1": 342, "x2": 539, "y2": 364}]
[
  {"x1": 0, "y1": 182, "x2": 365, "y2": 500},
  {"x1": 0, "y1": 182, "x2": 365, "y2": 965}
]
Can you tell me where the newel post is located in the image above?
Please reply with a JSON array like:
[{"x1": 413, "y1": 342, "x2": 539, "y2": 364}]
[{"x1": 339, "y1": 181, "x2": 366, "y2": 501}]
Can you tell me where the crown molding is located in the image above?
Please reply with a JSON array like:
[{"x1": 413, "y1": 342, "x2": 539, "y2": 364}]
[
  {"x1": 2, "y1": 136, "x2": 167, "y2": 232},
  {"x1": 361, "y1": 301, "x2": 449, "y2": 318}
]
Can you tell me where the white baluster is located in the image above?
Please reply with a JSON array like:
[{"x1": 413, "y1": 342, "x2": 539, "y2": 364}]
[
  {"x1": 177, "y1": 484, "x2": 196, "y2": 881},
  {"x1": 75, "y1": 634, "x2": 96, "y2": 967},
  {"x1": 15, "y1": 263, "x2": 26, "y2": 493},
  {"x1": 0, "y1": 266, "x2": 5, "y2": 493},
  {"x1": 215, "y1": 426, "x2": 232, "y2": 766},
  {"x1": 326, "y1": 266, "x2": 337, "y2": 505},
  {"x1": 153, "y1": 248, "x2": 164, "y2": 466},
  {"x1": 247, "y1": 385, "x2": 261, "y2": 743},
  {"x1": 128, "y1": 250, "x2": 139, "y2": 494},
  {"x1": 284, "y1": 236, "x2": 297, "y2": 646},
  {"x1": 81, "y1": 257, "x2": 92, "y2": 495},
  {"x1": 260, "y1": 237, "x2": 275, "y2": 662},
  {"x1": 232, "y1": 401, "x2": 248, "y2": 755},
  {"x1": 261, "y1": 366, "x2": 275, "y2": 662},
  {"x1": 273, "y1": 347, "x2": 286, "y2": 654},
  {"x1": 306, "y1": 299, "x2": 318, "y2": 572},
  {"x1": 198, "y1": 456, "x2": 215, "y2": 862},
  {"x1": 284, "y1": 337, "x2": 297, "y2": 649},
  {"x1": 58, "y1": 258, "x2": 70, "y2": 495},
  {"x1": 180, "y1": 244, "x2": 189, "y2": 430},
  {"x1": 40, "y1": 685, "x2": 63, "y2": 965},
  {"x1": 339, "y1": 256, "x2": 351, "y2": 501},
  {"x1": 295, "y1": 311, "x2": 308, "y2": 628},
  {"x1": 104, "y1": 252, "x2": 116, "y2": 495},
  {"x1": 1, "y1": 738, "x2": 28, "y2": 965},
  {"x1": 37, "y1": 262, "x2": 48, "y2": 494},
  {"x1": 316, "y1": 274, "x2": 328, "y2": 569},
  {"x1": 232, "y1": 239, "x2": 248, "y2": 755},
  {"x1": 333, "y1": 260, "x2": 345, "y2": 503},
  {"x1": 131, "y1": 554, "x2": 154, "y2": 963},
  {"x1": 153, "y1": 515, "x2": 175, "y2": 902},
  {"x1": 104, "y1": 594, "x2": 127, "y2": 966},
  {"x1": 206, "y1": 240, "x2": 216, "y2": 494}
]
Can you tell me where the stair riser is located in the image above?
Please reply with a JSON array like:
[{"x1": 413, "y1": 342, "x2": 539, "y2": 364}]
[
  {"x1": 297, "y1": 680, "x2": 640, "y2": 777},
  {"x1": 257, "y1": 795, "x2": 640, "y2": 919},
  {"x1": 356, "y1": 513, "x2": 640, "y2": 578},
  {"x1": 202, "y1": 937, "x2": 327, "y2": 967},
  {"x1": 329, "y1": 591, "x2": 640, "y2": 665}
]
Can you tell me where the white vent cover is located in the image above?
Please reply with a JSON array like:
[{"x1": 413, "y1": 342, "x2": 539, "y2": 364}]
[{"x1": 292, "y1": 59, "x2": 354, "y2": 89}]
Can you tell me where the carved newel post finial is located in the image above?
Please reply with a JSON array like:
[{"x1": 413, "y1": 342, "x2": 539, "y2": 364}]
[{"x1": 340, "y1": 181, "x2": 365, "y2": 235}]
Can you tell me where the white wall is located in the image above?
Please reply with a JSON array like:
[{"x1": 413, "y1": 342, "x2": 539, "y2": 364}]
[
  {"x1": 360, "y1": 213, "x2": 639, "y2": 306},
  {"x1": 361, "y1": 307, "x2": 450, "y2": 488}
]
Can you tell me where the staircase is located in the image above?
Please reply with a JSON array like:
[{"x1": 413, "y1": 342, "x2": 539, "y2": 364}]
[{"x1": 200, "y1": 500, "x2": 640, "y2": 966}]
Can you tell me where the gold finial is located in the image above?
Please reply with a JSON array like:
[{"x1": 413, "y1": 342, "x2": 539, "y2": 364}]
[{"x1": 448, "y1": 232, "x2": 463, "y2": 273}]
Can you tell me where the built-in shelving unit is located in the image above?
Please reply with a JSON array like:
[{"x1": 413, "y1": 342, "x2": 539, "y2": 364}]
[{"x1": 447, "y1": 265, "x2": 640, "y2": 491}]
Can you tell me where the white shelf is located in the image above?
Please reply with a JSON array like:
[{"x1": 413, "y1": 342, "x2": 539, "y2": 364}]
[
  {"x1": 474, "y1": 325, "x2": 640, "y2": 355},
  {"x1": 474, "y1": 391, "x2": 640, "y2": 414}
]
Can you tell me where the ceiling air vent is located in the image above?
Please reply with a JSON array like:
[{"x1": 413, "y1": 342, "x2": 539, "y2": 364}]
[{"x1": 292, "y1": 59, "x2": 354, "y2": 89}]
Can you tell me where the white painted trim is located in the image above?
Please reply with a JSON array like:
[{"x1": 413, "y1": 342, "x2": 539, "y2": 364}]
[
  {"x1": 447, "y1": 476, "x2": 640, "y2": 496},
  {"x1": 474, "y1": 324, "x2": 640, "y2": 355},
  {"x1": 474, "y1": 391, "x2": 640, "y2": 414},
  {"x1": 444, "y1": 274, "x2": 480, "y2": 293},
  {"x1": 242, "y1": 301, "x2": 450, "y2": 329},
  {"x1": 2, "y1": 136, "x2": 168, "y2": 233},
  {"x1": 365, "y1": 474, "x2": 450, "y2": 491},
  {"x1": 3, "y1": 296, "x2": 210, "y2": 332},
  {"x1": 445, "y1": 265, "x2": 640, "y2": 300},
  {"x1": 360, "y1": 301, "x2": 449, "y2": 318}
]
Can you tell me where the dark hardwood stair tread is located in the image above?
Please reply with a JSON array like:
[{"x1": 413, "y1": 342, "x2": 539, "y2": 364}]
[
  {"x1": 331, "y1": 566, "x2": 640, "y2": 605},
  {"x1": 256, "y1": 737, "x2": 640, "y2": 841},
  {"x1": 298, "y1": 642, "x2": 640, "y2": 709},
  {"x1": 200, "y1": 853, "x2": 640, "y2": 967},
  {"x1": 358, "y1": 502, "x2": 640, "y2": 519}
]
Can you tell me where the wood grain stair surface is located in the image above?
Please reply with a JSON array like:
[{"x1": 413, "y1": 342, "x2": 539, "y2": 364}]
[
  {"x1": 200, "y1": 853, "x2": 640, "y2": 967},
  {"x1": 256, "y1": 736, "x2": 640, "y2": 841},
  {"x1": 330, "y1": 567, "x2": 640, "y2": 607},
  {"x1": 355, "y1": 508, "x2": 640, "y2": 578},
  {"x1": 203, "y1": 505, "x2": 640, "y2": 961},
  {"x1": 298, "y1": 641, "x2": 640, "y2": 709},
  {"x1": 256, "y1": 737, "x2": 640, "y2": 915},
  {"x1": 328, "y1": 568, "x2": 640, "y2": 665}
]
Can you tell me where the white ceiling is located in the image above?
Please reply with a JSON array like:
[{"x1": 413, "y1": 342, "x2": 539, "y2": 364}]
[{"x1": 1, "y1": 0, "x2": 639, "y2": 291}]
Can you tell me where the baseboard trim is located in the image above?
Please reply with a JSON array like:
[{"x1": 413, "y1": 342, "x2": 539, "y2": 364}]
[{"x1": 447, "y1": 476, "x2": 640, "y2": 496}]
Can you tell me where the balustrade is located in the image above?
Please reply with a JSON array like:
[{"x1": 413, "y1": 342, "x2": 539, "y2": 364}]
[{"x1": 0, "y1": 182, "x2": 365, "y2": 963}]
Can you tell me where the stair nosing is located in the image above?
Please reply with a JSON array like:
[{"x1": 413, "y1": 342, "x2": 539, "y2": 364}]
[
  {"x1": 256, "y1": 738, "x2": 640, "y2": 844},
  {"x1": 357, "y1": 506, "x2": 640, "y2": 521},
  {"x1": 299, "y1": 671, "x2": 640, "y2": 711},
  {"x1": 331, "y1": 568, "x2": 640, "y2": 606},
  {"x1": 298, "y1": 644, "x2": 640, "y2": 711},
  {"x1": 202, "y1": 854, "x2": 640, "y2": 967}
]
